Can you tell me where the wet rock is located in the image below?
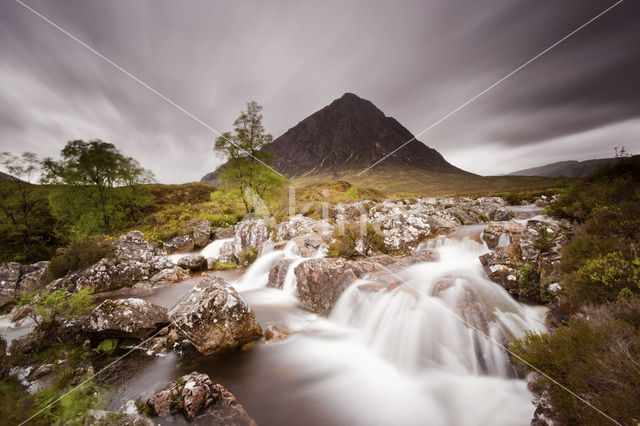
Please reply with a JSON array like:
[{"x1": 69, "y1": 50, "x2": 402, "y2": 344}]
[
  {"x1": 482, "y1": 221, "x2": 524, "y2": 250},
  {"x1": 169, "y1": 277, "x2": 262, "y2": 354},
  {"x1": 30, "y1": 363, "x2": 54, "y2": 379},
  {"x1": 177, "y1": 255, "x2": 207, "y2": 272},
  {"x1": 263, "y1": 325, "x2": 291, "y2": 343},
  {"x1": 84, "y1": 410, "x2": 155, "y2": 426},
  {"x1": 162, "y1": 220, "x2": 213, "y2": 254},
  {"x1": 267, "y1": 259, "x2": 296, "y2": 289},
  {"x1": 150, "y1": 266, "x2": 189, "y2": 283},
  {"x1": 479, "y1": 244, "x2": 523, "y2": 293},
  {"x1": 367, "y1": 200, "x2": 434, "y2": 253},
  {"x1": 216, "y1": 241, "x2": 237, "y2": 264},
  {"x1": 147, "y1": 372, "x2": 256, "y2": 425},
  {"x1": 87, "y1": 298, "x2": 169, "y2": 340},
  {"x1": 294, "y1": 256, "x2": 394, "y2": 316}
]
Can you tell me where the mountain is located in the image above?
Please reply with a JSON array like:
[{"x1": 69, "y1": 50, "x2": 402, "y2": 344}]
[
  {"x1": 508, "y1": 157, "x2": 623, "y2": 177},
  {"x1": 202, "y1": 93, "x2": 471, "y2": 185}
]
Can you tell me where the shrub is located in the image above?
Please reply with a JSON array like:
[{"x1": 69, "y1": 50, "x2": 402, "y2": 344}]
[
  {"x1": 564, "y1": 251, "x2": 640, "y2": 305},
  {"x1": 510, "y1": 298, "x2": 640, "y2": 425},
  {"x1": 345, "y1": 186, "x2": 359, "y2": 200},
  {"x1": 237, "y1": 247, "x2": 258, "y2": 266},
  {"x1": 47, "y1": 237, "x2": 113, "y2": 279},
  {"x1": 328, "y1": 222, "x2": 386, "y2": 257}
]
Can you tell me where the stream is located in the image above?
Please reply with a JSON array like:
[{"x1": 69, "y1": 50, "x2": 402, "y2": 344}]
[
  {"x1": 0, "y1": 206, "x2": 548, "y2": 425},
  {"x1": 111, "y1": 206, "x2": 547, "y2": 425}
]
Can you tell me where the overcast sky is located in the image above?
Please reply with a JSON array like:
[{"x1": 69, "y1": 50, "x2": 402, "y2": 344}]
[{"x1": 1, "y1": 0, "x2": 639, "y2": 182}]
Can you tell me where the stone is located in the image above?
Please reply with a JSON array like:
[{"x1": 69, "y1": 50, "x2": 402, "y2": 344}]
[
  {"x1": 169, "y1": 277, "x2": 262, "y2": 354},
  {"x1": 177, "y1": 255, "x2": 207, "y2": 272},
  {"x1": 150, "y1": 266, "x2": 189, "y2": 283},
  {"x1": 0, "y1": 262, "x2": 21, "y2": 309},
  {"x1": 16, "y1": 261, "x2": 50, "y2": 293},
  {"x1": 68, "y1": 258, "x2": 150, "y2": 293},
  {"x1": 112, "y1": 231, "x2": 155, "y2": 263},
  {"x1": 231, "y1": 219, "x2": 273, "y2": 257},
  {"x1": 87, "y1": 298, "x2": 169, "y2": 340},
  {"x1": 147, "y1": 372, "x2": 256, "y2": 425},
  {"x1": 213, "y1": 226, "x2": 235, "y2": 240},
  {"x1": 163, "y1": 234, "x2": 195, "y2": 254},
  {"x1": 482, "y1": 221, "x2": 524, "y2": 250},
  {"x1": 275, "y1": 215, "x2": 333, "y2": 241},
  {"x1": 263, "y1": 325, "x2": 291, "y2": 343},
  {"x1": 294, "y1": 257, "x2": 393, "y2": 316}
]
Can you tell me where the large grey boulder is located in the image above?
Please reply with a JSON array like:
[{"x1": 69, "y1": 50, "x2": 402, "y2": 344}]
[
  {"x1": 69, "y1": 259, "x2": 150, "y2": 293},
  {"x1": 169, "y1": 277, "x2": 261, "y2": 354},
  {"x1": 112, "y1": 231, "x2": 155, "y2": 263},
  {"x1": 163, "y1": 219, "x2": 213, "y2": 254},
  {"x1": 177, "y1": 255, "x2": 207, "y2": 272},
  {"x1": 147, "y1": 372, "x2": 256, "y2": 425},
  {"x1": 87, "y1": 298, "x2": 168, "y2": 339},
  {"x1": 293, "y1": 256, "x2": 395, "y2": 316}
]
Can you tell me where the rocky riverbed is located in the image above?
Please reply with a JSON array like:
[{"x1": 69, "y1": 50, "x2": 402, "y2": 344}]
[{"x1": 0, "y1": 196, "x2": 570, "y2": 425}]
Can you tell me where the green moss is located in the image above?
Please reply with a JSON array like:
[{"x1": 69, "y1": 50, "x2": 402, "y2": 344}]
[
  {"x1": 95, "y1": 339, "x2": 119, "y2": 353},
  {"x1": 214, "y1": 261, "x2": 238, "y2": 270},
  {"x1": 237, "y1": 247, "x2": 258, "y2": 266}
]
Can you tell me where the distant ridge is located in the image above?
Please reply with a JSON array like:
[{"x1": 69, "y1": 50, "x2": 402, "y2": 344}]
[
  {"x1": 508, "y1": 157, "x2": 628, "y2": 177},
  {"x1": 0, "y1": 171, "x2": 19, "y2": 182},
  {"x1": 202, "y1": 93, "x2": 471, "y2": 183}
]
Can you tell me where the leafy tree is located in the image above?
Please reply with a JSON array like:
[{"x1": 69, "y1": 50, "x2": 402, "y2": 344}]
[
  {"x1": 42, "y1": 140, "x2": 154, "y2": 236},
  {"x1": 0, "y1": 152, "x2": 58, "y2": 262},
  {"x1": 214, "y1": 102, "x2": 286, "y2": 213}
]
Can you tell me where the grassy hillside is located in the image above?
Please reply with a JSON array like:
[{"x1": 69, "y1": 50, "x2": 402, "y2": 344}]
[{"x1": 290, "y1": 165, "x2": 560, "y2": 195}]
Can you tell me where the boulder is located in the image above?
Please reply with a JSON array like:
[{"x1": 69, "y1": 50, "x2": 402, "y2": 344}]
[
  {"x1": 479, "y1": 245, "x2": 523, "y2": 293},
  {"x1": 150, "y1": 266, "x2": 189, "y2": 283},
  {"x1": 147, "y1": 372, "x2": 256, "y2": 425},
  {"x1": 16, "y1": 261, "x2": 50, "y2": 292},
  {"x1": 263, "y1": 325, "x2": 291, "y2": 343},
  {"x1": 231, "y1": 219, "x2": 273, "y2": 257},
  {"x1": 163, "y1": 234, "x2": 195, "y2": 254},
  {"x1": 169, "y1": 277, "x2": 262, "y2": 354},
  {"x1": 213, "y1": 226, "x2": 235, "y2": 240},
  {"x1": 267, "y1": 259, "x2": 296, "y2": 289},
  {"x1": 177, "y1": 255, "x2": 207, "y2": 272},
  {"x1": 293, "y1": 257, "x2": 394, "y2": 316},
  {"x1": 275, "y1": 215, "x2": 333, "y2": 241},
  {"x1": 482, "y1": 221, "x2": 524, "y2": 250},
  {"x1": 0, "y1": 262, "x2": 22, "y2": 309},
  {"x1": 87, "y1": 298, "x2": 169, "y2": 339},
  {"x1": 162, "y1": 220, "x2": 213, "y2": 254},
  {"x1": 68, "y1": 258, "x2": 151, "y2": 293},
  {"x1": 112, "y1": 231, "x2": 155, "y2": 263}
]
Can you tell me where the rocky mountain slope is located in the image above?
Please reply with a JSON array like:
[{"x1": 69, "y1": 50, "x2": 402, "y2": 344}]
[{"x1": 202, "y1": 93, "x2": 471, "y2": 183}]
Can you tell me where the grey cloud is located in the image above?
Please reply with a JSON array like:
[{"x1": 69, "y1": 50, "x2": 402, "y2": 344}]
[{"x1": 0, "y1": 0, "x2": 638, "y2": 182}]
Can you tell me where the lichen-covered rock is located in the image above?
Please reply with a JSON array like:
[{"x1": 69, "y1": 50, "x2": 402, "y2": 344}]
[
  {"x1": 147, "y1": 372, "x2": 256, "y2": 425},
  {"x1": 213, "y1": 226, "x2": 235, "y2": 240},
  {"x1": 177, "y1": 255, "x2": 207, "y2": 272},
  {"x1": 69, "y1": 259, "x2": 151, "y2": 293},
  {"x1": 479, "y1": 247, "x2": 522, "y2": 292},
  {"x1": 0, "y1": 262, "x2": 22, "y2": 309},
  {"x1": 112, "y1": 231, "x2": 155, "y2": 263},
  {"x1": 216, "y1": 240, "x2": 237, "y2": 264},
  {"x1": 482, "y1": 221, "x2": 525, "y2": 249},
  {"x1": 163, "y1": 219, "x2": 213, "y2": 254},
  {"x1": 150, "y1": 266, "x2": 189, "y2": 283},
  {"x1": 16, "y1": 261, "x2": 50, "y2": 293},
  {"x1": 168, "y1": 277, "x2": 261, "y2": 354},
  {"x1": 275, "y1": 215, "x2": 333, "y2": 241},
  {"x1": 87, "y1": 298, "x2": 168, "y2": 339},
  {"x1": 163, "y1": 234, "x2": 195, "y2": 254},
  {"x1": 231, "y1": 219, "x2": 273, "y2": 257}
]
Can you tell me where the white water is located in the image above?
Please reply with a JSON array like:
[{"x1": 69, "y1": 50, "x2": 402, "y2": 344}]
[
  {"x1": 215, "y1": 228, "x2": 546, "y2": 425},
  {"x1": 167, "y1": 237, "x2": 234, "y2": 264}
]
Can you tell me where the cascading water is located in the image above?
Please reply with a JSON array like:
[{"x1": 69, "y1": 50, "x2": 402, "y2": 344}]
[{"x1": 110, "y1": 218, "x2": 548, "y2": 425}]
